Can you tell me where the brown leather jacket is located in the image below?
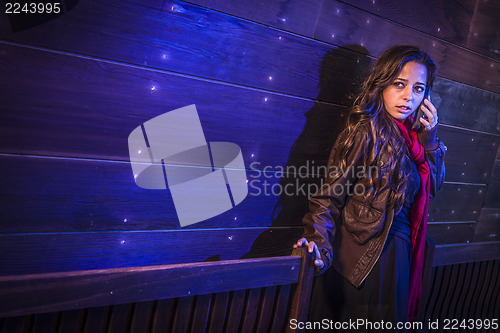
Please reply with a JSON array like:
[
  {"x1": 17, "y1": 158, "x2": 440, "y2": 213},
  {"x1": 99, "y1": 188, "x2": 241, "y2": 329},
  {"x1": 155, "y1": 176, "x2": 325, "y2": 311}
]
[{"x1": 301, "y1": 126, "x2": 446, "y2": 287}]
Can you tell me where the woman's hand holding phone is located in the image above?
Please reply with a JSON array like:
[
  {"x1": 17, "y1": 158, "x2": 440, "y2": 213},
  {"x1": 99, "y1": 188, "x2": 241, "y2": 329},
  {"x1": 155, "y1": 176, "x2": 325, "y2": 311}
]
[
  {"x1": 418, "y1": 95, "x2": 439, "y2": 131},
  {"x1": 416, "y1": 94, "x2": 439, "y2": 150}
]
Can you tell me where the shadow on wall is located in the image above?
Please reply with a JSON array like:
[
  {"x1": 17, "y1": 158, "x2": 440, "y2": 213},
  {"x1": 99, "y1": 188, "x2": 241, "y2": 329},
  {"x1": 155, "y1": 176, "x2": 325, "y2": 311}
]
[{"x1": 242, "y1": 45, "x2": 372, "y2": 259}]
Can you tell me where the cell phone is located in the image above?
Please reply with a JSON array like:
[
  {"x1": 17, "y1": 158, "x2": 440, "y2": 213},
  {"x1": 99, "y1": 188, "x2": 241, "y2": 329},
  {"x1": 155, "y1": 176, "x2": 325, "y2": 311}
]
[{"x1": 411, "y1": 86, "x2": 431, "y2": 131}]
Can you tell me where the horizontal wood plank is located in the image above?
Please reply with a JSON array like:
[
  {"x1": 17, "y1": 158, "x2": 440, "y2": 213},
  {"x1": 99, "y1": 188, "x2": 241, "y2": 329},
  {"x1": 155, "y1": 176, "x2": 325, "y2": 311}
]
[
  {"x1": 0, "y1": 154, "x2": 330, "y2": 231},
  {"x1": 1, "y1": 158, "x2": 490, "y2": 232},
  {"x1": 345, "y1": 0, "x2": 500, "y2": 60},
  {"x1": 344, "y1": 0, "x2": 478, "y2": 55},
  {"x1": 484, "y1": 159, "x2": 500, "y2": 208},
  {"x1": 427, "y1": 222, "x2": 476, "y2": 245},
  {"x1": 428, "y1": 183, "x2": 486, "y2": 223},
  {"x1": 433, "y1": 241, "x2": 500, "y2": 266},
  {"x1": 0, "y1": 256, "x2": 301, "y2": 318},
  {"x1": 0, "y1": 228, "x2": 304, "y2": 276},
  {"x1": 432, "y1": 78, "x2": 500, "y2": 135},
  {"x1": 438, "y1": 125, "x2": 500, "y2": 184},
  {"x1": 474, "y1": 208, "x2": 500, "y2": 242},
  {"x1": 0, "y1": 224, "x2": 500, "y2": 276},
  {"x1": 315, "y1": 0, "x2": 500, "y2": 94},
  {"x1": 184, "y1": 0, "x2": 322, "y2": 37}
]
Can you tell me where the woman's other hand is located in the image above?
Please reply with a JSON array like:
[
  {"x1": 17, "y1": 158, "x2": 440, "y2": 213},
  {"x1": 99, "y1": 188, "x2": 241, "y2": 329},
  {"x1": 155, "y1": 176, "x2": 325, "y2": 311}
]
[{"x1": 293, "y1": 238, "x2": 325, "y2": 268}]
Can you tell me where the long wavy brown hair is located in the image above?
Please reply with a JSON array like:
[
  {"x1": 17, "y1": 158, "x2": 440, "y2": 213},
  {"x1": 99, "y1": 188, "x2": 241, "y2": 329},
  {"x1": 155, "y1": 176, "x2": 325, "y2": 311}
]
[{"x1": 334, "y1": 45, "x2": 437, "y2": 213}]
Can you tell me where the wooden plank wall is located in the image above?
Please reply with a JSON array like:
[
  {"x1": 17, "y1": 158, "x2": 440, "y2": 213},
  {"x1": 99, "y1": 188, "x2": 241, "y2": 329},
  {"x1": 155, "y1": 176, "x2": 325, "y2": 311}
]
[{"x1": 0, "y1": 0, "x2": 499, "y2": 276}]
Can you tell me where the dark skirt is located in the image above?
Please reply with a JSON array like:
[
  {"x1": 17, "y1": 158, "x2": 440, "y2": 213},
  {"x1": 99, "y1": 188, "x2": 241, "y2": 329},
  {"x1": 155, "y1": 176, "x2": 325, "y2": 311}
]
[{"x1": 307, "y1": 233, "x2": 410, "y2": 332}]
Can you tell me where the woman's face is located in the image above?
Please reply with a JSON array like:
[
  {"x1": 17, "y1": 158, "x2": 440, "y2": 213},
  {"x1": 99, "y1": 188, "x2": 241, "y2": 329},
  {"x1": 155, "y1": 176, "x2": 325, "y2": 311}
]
[{"x1": 382, "y1": 61, "x2": 428, "y2": 121}]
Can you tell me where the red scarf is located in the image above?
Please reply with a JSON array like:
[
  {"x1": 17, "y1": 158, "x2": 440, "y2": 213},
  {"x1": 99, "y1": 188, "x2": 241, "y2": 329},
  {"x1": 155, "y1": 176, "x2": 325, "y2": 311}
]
[{"x1": 393, "y1": 117, "x2": 431, "y2": 322}]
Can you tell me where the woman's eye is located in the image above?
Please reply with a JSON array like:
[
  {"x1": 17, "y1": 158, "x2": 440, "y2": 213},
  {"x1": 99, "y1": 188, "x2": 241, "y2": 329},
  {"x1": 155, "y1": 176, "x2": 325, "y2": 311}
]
[
  {"x1": 393, "y1": 82, "x2": 404, "y2": 88},
  {"x1": 415, "y1": 86, "x2": 425, "y2": 93}
]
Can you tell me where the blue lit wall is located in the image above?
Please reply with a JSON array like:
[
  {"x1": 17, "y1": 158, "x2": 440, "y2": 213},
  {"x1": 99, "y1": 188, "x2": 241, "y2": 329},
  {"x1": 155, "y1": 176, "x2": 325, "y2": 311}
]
[{"x1": 0, "y1": 0, "x2": 499, "y2": 275}]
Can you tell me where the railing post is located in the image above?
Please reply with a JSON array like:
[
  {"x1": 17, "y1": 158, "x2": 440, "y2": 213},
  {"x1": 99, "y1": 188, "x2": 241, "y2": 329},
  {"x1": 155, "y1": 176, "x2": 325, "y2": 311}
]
[{"x1": 287, "y1": 247, "x2": 315, "y2": 333}]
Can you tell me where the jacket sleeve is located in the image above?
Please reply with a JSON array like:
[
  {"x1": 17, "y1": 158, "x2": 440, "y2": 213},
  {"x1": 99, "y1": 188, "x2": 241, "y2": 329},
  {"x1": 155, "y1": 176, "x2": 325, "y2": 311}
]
[
  {"x1": 301, "y1": 130, "x2": 367, "y2": 275},
  {"x1": 418, "y1": 125, "x2": 447, "y2": 200},
  {"x1": 425, "y1": 138, "x2": 446, "y2": 200}
]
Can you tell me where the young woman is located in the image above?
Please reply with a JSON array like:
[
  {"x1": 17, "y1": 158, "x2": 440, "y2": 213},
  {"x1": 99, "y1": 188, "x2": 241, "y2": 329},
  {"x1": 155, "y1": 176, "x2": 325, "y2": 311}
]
[{"x1": 293, "y1": 45, "x2": 446, "y2": 331}]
